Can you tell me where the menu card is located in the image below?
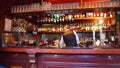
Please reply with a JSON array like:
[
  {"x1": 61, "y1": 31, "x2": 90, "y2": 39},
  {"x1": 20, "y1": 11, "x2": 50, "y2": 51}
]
[{"x1": 4, "y1": 18, "x2": 12, "y2": 32}]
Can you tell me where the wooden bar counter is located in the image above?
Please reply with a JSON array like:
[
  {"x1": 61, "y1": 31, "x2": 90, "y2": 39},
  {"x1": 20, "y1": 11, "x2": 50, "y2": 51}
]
[{"x1": 0, "y1": 47, "x2": 120, "y2": 68}]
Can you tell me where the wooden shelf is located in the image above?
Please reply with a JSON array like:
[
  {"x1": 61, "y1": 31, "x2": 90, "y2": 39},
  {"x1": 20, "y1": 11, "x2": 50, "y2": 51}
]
[
  {"x1": 9, "y1": 7, "x2": 120, "y2": 17},
  {"x1": 38, "y1": 29, "x2": 114, "y2": 34},
  {"x1": 10, "y1": 6, "x2": 120, "y2": 14},
  {"x1": 74, "y1": 17, "x2": 113, "y2": 20},
  {"x1": 38, "y1": 31, "x2": 64, "y2": 34},
  {"x1": 78, "y1": 30, "x2": 114, "y2": 33}
]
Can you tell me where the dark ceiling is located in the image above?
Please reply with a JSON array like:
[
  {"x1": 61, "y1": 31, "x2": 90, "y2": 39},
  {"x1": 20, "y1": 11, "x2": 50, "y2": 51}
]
[
  {"x1": 0, "y1": 0, "x2": 15, "y2": 15},
  {"x1": 0, "y1": 0, "x2": 45, "y2": 15}
]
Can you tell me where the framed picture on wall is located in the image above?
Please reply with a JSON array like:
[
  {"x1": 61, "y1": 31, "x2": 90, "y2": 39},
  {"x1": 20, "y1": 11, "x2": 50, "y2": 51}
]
[{"x1": 4, "y1": 18, "x2": 13, "y2": 32}]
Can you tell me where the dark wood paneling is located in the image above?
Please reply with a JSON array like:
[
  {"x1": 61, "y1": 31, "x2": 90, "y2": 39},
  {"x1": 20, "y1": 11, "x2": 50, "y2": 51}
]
[
  {"x1": 1, "y1": 48, "x2": 120, "y2": 68},
  {"x1": 38, "y1": 54, "x2": 120, "y2": 68},
  {"x1": 3, "y1": 53, "x2": 30, "y2": 68},
  {"x1": 42, "y1": 54, "x2": 120, "y2": 63},
  {"x1": 0, "y1": 53, "x2": 4, "y2": 65}
]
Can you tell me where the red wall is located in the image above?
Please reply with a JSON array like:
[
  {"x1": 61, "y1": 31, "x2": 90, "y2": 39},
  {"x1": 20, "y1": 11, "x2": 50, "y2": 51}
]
[{"x1": 46, "y1": 0, "x2": 110, "y2": 4}]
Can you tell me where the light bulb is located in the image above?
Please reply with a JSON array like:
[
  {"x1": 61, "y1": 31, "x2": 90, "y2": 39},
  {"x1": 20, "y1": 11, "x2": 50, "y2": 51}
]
[{"x1": 99, "y1": 19, "x2": 103, "y2": 24}]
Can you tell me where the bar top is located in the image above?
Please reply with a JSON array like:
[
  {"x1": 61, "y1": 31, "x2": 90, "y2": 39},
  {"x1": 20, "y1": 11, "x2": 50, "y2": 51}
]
[{"x1": 0, "y1": 47, "x2": 120, "y2": 54}]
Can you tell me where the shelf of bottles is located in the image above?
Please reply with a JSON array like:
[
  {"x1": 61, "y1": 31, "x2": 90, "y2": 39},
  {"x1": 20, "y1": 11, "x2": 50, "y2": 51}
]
[
  {"x1": 11, "y1": 0, "x2": 120, "y2": 13},
  {"x1": 38, "y1": 11, "x2": 114, "y2": 24},
  {"x1": 38, "y1": 21, "x2": 113, "y2": 33},
  {"x1": 36, "y1": 11, "x2": 115, "y2": 33}
]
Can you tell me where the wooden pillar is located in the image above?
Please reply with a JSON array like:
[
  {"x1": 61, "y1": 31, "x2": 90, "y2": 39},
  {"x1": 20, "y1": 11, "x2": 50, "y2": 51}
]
[
  {"x1": 117, "y1": 23, "x2": 120, "y2": 47},
  {"x1": 0, "y1": 16, "x2": 5, "y2": 46},
  {"x1": 0, "y1": 0, "x2": 15, "y2": 47},
  {"x1": 80, "y1": 0, "x2": 83, "y2": 8}
]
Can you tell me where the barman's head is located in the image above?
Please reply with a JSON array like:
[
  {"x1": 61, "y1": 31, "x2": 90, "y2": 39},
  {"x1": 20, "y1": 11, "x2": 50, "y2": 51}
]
[{"x1": 64, "y1": 25, "x2": 73, "y2": 31}]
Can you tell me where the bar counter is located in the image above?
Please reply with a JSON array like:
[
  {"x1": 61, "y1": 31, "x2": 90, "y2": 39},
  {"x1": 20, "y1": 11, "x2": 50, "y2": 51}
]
[
  {"x1": 0, "y1": 47, "x2": 120, "y2": 54},
  {"x1": 0, "y1": 47, "x2": 120, "y2": 68}
]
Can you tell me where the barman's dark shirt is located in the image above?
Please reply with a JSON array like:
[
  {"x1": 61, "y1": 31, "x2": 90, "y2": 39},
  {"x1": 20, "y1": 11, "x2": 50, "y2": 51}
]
[{"x1": 60, "y1": 30, "x2": 80, "y2": 48}]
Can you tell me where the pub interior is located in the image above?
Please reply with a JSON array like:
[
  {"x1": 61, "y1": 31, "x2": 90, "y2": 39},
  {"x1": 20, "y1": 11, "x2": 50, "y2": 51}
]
[{"x1": 0, "y1": 0, "x2": 120, "y2": 68}]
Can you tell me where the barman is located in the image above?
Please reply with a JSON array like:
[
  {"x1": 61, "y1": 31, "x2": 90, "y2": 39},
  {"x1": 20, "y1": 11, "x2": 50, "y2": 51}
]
[{"x1": 60, "y1": 25, "x2": 80, "y2": 48}]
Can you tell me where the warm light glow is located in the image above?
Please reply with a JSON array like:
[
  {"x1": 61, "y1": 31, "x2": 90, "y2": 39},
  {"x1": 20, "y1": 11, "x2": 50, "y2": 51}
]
[
  {"x1": 68, "y1": 15, "x2": 73, "y2": 20},
  {"x1": 99, "y1": 19, "x2": 103, "y2": 24}
]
